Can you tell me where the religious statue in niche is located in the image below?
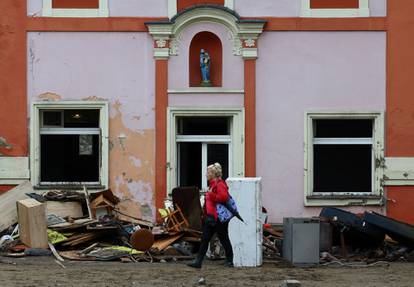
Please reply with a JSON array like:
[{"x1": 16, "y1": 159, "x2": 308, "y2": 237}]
[{"x1": 200, "y1": 49, "x2": 211, "y2": 87}]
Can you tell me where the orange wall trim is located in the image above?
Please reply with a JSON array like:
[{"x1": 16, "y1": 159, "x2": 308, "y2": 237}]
[
  {"x1": 310, "y1": 0, "x2": 359, "y2": 9},
  {"x1": 387, "y1": 0, "x2": 414, "y2": 156},
  {"x1": 26, "y1": 17, "x2": 387, "y2": 32},
  {"x1": 52, "y1": 0, "x2": 99, "y2": 9},
  {"x1": 26, "y1": 17, "x2": 168, "y2": 32},
  {"x1": 0, "y1": 0, "x2": 27, "y2": 157},
  {"x1": 155, "y1": 59, "x2": 168, "y2": 221},
  {"x1": 261, "y1": 17, "x2": 387, "y2": 31},
  {"x1": 244, "y1": 59, "x2": 256, "y2": 177}
]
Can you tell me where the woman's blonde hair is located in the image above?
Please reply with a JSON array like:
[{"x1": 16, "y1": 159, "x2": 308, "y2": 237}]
[{"x1": 207, "y1": 162, "x2": 223, "y2": 178}]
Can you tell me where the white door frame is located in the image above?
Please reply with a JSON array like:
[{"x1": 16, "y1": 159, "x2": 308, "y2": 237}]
[{"x1": 167, "y1": 107, "x2": 245, "y2": 196}]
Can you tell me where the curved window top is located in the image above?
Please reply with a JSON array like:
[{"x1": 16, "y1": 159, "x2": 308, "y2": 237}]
[{"x1": 42, "y1": 0, "x2": 109, "y2": 17}]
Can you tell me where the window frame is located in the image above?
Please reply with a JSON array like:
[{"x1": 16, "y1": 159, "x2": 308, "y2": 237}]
[
  {"x1": 30, "y1": 101, "x2": 109, "y2": 189},
  {"x1": 304, "y1": 111, "x2": 384, "y2": 206},
  {"x1": 167, "y1": 107, "x2": 244, "y2": 196},
  {"x1": 301, "y1": 0, "x2": 369, "y2": 18},
  {"x1": 42, "y1": 0, "x2": 109, "y2": 17}
]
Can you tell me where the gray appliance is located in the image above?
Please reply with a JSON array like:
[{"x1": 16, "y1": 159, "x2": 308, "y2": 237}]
[{"x1": 283, "y1": 217, "x2": 320, "y2": 266}]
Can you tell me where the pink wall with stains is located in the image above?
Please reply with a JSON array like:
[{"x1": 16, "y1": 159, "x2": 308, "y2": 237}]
[
  {"x1": 168, "y1": 22, "x2": 244, "y2": 90},
  {"x1": 27, "y1": 32, "x2": 157, "y2": 220},
  {"x1": 256, "y1": 31, "x2": 386, "y2": 223}
]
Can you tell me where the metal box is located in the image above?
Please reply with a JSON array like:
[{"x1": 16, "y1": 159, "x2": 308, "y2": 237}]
[{"x1": 283, "y1": 218, "x2": 320, "y2": 266}]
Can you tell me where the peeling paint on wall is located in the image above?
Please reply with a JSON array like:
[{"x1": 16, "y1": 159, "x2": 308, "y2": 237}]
[
  {"x1": 38, "y1": 92, "x2": 62, "y2": 101},
  {"x1": 109, "y1": 101, "x2": 155, "y2": 221},
  {"x1": 0, "y1": 136, "x2": 12, "y2": 156}
]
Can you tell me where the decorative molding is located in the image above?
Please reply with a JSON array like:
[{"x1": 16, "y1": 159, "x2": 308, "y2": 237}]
[
  {"x1": 147, "y1": 6, "x2": 265, "y2": 58},
  {"x1": 301, "y1": 0, "x2": 369, "y2": 18}
]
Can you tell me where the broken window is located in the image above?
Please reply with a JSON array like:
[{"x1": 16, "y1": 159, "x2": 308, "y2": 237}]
[
  {"x1": 176, "y1": 117, "x2": 231, "y2": 190},
  {"x1": 40, "y1": 109, "x2": 100, "y2": 184},
  {"x1": 312, "y1": 119, "x2": 373, "y2": 193}
]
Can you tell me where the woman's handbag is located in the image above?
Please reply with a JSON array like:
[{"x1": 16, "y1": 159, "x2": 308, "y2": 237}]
[{"x1": 216, "y1": 195, "x2": 239, "y2": 223}]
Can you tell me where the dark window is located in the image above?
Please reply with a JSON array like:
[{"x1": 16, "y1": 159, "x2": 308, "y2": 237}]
[
  {"x1": 41, "y1": 134, "x2": 100, "y2": 182},
  {"x1": 43, "y1": 111, "x2": 62, "y2": 127},
  {"x1": 313, "y1": 119, "x2": 373, "y2": 193},
  {"x1": 207, "y1": 144, "x2": 229, "y2": 181},
  {"x1": 313, "y1": 145, "x2": 372, "y2": 193},
  {"x1": 314, "y1": 119, "x2": 372, "y2": 138},
  {"x1": 178, "y1": 142, "x2": 202, "y2": 189},
  {"x1": 40, "y1": 109, "x2": 100, "y2": 183},
  {"x1": 177, "y1": 117, "x2": 230, "y2": 135}
]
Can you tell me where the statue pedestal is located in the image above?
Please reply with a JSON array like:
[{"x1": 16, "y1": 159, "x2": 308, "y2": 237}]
[{"x1": 200, "y1": 81, "x2": 212, "y2": 87}]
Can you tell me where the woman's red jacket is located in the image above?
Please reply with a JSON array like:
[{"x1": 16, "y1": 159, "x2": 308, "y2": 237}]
[{"x1": 205, "y1": 178, "x2": 229, "y2": 220}]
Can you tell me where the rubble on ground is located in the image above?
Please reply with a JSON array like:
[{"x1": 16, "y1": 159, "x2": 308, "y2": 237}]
[{"x1": 1, "y1": 182, "x2": 414, "y2": 266}]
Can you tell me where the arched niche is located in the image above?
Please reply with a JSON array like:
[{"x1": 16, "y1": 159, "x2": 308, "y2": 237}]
[
  {"x1": 177, "y1": 0, "x2": 225, "y2": 13},
  {"x1": 189, "y1": 31, "x2": 223, "y2": 87}
]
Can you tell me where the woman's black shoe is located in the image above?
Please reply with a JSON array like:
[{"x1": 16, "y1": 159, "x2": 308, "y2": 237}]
[
  {"x1": 224, "y1": 261, "x2": 234, "y2": 268},
  {"x1": 187, "y1": 261, "x2": 202, "y2": 269}
]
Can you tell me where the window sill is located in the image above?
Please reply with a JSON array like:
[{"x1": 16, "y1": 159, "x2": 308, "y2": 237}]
[
  {"x1": 305, "y1": 194, "x2": 383, "y2": 207},
  {"x1": 34, "y1": 184, "x2": 106, "y2": 191}
]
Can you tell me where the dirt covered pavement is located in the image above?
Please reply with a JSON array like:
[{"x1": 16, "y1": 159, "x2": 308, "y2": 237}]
[{"x1": 0, "y1": 257, "x2": 413, "y2": 287}]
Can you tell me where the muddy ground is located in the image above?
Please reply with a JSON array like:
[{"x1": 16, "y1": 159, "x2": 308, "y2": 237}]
[{"x1": 0, "y1": 257, "x2": 413, "y2": 287}]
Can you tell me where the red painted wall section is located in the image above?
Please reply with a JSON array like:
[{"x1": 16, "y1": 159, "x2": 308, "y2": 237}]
[
  {"x1": 387, "y1": 187, "x2": 414, "y2": 225},
  {"x1": 310, "y1": 0, "x2": 359, "y2": 9},
  {"x1": 177, "y1": 0, "x2": 224, "y2": 12},
  {"x1": 0, "y1": 0, "x2": 27, "y2": 157},
  {"x1": 52, "y1": 0, "x2": 100, "y2": 9},
  {"x1": 189, "y1": 32, "x2": 222, "y2": 87},
  {"x1": 386, "y1": 0, "x2": 414, "y2": 224}
]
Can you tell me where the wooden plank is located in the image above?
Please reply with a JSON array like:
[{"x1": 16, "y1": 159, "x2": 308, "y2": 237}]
[
  {"x1": 151, "y1": 234, "x2": 183, "y2": 252},
  {"x1": 46, "y1": 201, "x2": 83, "y2": 218},
  {"x1": 17, "y1": 198, "x2": 48, "y2": 249},
  {"x1": 0, "y1": 181, "x2": 32, "y2": 232}
]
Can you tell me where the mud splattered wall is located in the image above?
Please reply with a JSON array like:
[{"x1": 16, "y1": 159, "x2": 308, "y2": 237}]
[{"x1": 27, "y1": 32, "x2": 157, "y2": 221}]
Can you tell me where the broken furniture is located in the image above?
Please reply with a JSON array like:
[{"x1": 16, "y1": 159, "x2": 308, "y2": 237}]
[
  {"x1": 159, "y1": 204, "x2": 189, "y2": 233},
  {"x1": 17, "y1": 198, "x2": 48, "y2": 249},
  {"x1": 171, "y1": 186, "x2": 203, "y2": 231},
  {"x1": 283, "y1": 217, "x2": 320, "y2": 266},
  {"x1": 363, "y1": 212, "x2": 414, "y2": 248},
  {"x1": 130, "y1": 229, "x2": 154, "y2": 252},
  {"x1": 90, "y1": 194, "x2": 115, "y2": 220},
  {"x1": 320, "y1": 207, "x2": 385, "y2": 247}
]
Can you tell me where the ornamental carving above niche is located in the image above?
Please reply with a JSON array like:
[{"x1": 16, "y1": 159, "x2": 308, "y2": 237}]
[{"x1": 146, "y1": 6, "x2": 266, "y2": 59}]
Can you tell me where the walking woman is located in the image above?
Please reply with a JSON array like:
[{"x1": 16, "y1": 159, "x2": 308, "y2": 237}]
[{"x1": 187, "y1": 163, "x2": 234, "y2": 269}]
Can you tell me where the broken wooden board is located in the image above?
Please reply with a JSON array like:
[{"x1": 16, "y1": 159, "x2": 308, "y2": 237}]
[
  {"x1": 17, "y1": 198, "x2": 48, "y2": 249},
  {"x1": 0, "y1": 181, "x2": 32, "y2": 232},
  {"x1": 46, "y1": 201, "x2": 83, "y2": 219},
  {"x1": 151, "y1": 234, "x2": 183, "y2": 252}
]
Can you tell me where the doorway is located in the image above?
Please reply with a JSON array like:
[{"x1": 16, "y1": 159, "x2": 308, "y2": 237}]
[{"x1": 167, "y1": 108, "x2": 244, "y2": 194}]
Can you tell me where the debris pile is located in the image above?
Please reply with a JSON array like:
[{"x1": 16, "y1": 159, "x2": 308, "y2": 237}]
[
  {"x1": 261, "y1": 207, "x2": 414, "y2": 265},
  {"x1": 0, "y1": 182, "x2": 203, "y2": 264}
]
